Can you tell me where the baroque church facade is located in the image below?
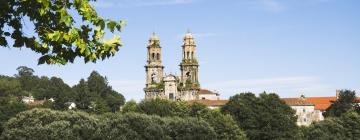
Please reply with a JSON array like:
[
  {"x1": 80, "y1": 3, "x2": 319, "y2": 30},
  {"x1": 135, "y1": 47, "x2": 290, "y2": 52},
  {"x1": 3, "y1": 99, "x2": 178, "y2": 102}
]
[{"x1": 144, "y1": 31, "x2": 219, "y2": 101}]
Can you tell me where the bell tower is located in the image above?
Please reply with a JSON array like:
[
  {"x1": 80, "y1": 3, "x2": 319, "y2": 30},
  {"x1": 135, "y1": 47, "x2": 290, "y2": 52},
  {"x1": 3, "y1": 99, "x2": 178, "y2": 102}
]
[
  {"x1": 179, "y1": 31, "x2": 200, "y2": 89},
  {"x1": 145, "y1": 32, "x2": 164, "y2": 88}
]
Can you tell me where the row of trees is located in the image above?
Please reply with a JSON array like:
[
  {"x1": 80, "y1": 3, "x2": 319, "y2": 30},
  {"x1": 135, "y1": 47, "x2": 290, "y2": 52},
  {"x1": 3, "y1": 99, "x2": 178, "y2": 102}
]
[
  {"x1": 1, "y1": 67, "x2": 360, "y2": 139},
  {"x1": 0, "y1": 66, "x2": 125, "y2": 133}
]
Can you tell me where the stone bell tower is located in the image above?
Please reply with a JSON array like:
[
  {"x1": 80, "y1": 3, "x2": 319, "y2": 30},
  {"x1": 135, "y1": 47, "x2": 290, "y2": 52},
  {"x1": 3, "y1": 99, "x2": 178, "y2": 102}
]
[
  {"x1": 144, "y1": 32, "x2": 164, "y2": 99},
  {"x1": 178, "y1": 31, "x2": 200, "y2": 100}
]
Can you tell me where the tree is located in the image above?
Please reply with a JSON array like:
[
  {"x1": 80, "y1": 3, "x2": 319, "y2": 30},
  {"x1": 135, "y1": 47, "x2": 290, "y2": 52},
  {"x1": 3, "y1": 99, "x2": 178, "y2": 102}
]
[
  {"x1": 121, "y1": 100, "x2": 137, "y2": 113},
  {"x1": 1, "y1": 109, "x2": 218, "y2": 140},
  {"x1": 136, "y1": 98, "x2": 190, "y2": 117},
  {"x1": 1, "y1": 109, "x2": 99, "y2": 140},
  {"x1": 15, "y1": 66, "x2": 34, "y2": 77},
  {"x1": 324, "y1": 90, "x2": 359, "y2": 117},
  {"x1": 15, "y1": 66, "x2": 37, "y2": 92},
  {"x1": 303, "y1": 117, "x2": 347, "y2": 140},
  {"x1": 221, "y1": 92, "x2": 299, "y2": 140},
  {"x1": 340, "y1": 111, "x2": 360, "y2": 138},
  {"x1": 0, "y1": 0, "x2": 125, "y2": 64},
  {"x1": 73, "y1": 71, "x2": 125, "y2": 113},
  {"x1": 0, "y1": 76, "x2": 22, "y2": 97},
  {"x1": 72, "y1": 79, "x2": 92, "y2": 110},
  {"x1": 0, "y1": 96, "x2": 27, "y2": 134},
  {"x1": 132, "y1": 99, "x2": 247, "y2": 139},
  {"x1": 200, "y1": 109, "x2": 247, "y2": 140}
]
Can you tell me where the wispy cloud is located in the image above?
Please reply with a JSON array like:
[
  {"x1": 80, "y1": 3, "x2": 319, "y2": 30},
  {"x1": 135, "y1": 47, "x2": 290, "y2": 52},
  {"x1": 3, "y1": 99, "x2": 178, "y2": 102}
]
[
  {"x1": 92, "y1": 0, "x2": 197, "y2": 8},
  {"x1": 202, "y1": 76, "x2": 333, "y2": 98}
]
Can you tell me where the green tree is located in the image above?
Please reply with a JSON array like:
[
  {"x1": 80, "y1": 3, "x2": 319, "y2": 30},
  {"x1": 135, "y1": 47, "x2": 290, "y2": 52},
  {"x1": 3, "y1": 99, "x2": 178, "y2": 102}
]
[
  {"x1": 303, "y1": 117, "x2": 347, "y2": 140},
  {"x1": 121, "y1": 100, "x2": 138, "y2": 113},
  {"x1": 15, "y1": 66, "x2": 37, "y2": 92},
  {"x1": 73, "y1": 79, "x2": 92, "y2": 110},
  {"x1": 0, "y1": 96, "x2": 27, "y2": 134},
  {"x1": 136, "y1": 98, "x2": 190, "y2": 117},
  {"x1": 0, "y1": 76, "x2": 22, "y2": 97},
  {"x1": 324, "y1": 90, "x2": 359, "y2": 117},
  {"x1": 339, "y1": 111, "x2": 360, "y2": 138},
  {"x1": 0, "y1": 0, "x2": 125, "y2": 64},
  {"x1": 1, "y1": 108, "x2": 99, "y2": 140},
  {"x1": 221, "y1": 92, "x2": 299, "y2": 140}
]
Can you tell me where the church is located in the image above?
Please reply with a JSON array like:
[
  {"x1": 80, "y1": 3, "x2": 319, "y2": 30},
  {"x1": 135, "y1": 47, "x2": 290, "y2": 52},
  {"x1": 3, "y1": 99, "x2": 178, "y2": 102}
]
[{"x1": 144, "y1": 31, "x2": 220, "y2": 101}]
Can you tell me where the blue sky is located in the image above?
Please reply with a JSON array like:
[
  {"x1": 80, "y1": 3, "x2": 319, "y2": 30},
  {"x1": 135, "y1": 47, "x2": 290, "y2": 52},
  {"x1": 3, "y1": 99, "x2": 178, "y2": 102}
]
[{"x1": 0, "y1": 0, "x2": 359, "y2": 101}]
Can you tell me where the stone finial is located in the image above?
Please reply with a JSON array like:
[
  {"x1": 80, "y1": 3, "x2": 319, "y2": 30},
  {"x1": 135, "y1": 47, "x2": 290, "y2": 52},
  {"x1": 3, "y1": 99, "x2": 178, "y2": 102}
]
[{"x1": 148, "y1": 32, "x2": 160, "y2": 46}]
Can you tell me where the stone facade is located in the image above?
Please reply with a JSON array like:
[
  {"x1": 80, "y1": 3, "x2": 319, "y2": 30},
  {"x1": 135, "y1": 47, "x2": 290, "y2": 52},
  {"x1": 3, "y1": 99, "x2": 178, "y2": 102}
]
[
  {"x1": 283, "y1": 95, "x2": 325, "y2": 126},
  {"x1": 144, "y1": 31, "x2": 218, "y2": 101}
]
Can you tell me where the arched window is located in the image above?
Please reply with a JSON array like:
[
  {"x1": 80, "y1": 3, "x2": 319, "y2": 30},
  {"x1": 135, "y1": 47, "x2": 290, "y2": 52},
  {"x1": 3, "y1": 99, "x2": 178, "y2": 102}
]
[
  {"x1": 187, "y1": 51, "x2": 190, "y2": 59},
  {"x1": 152, "y1": 53, "x2": 155, "y2": 60},
  {"x1": 157, "y1": 53, "x2": 160, "y2": 60},
  {"x1": 191, "y1": 52, "x2": 194, "y2": 59}
]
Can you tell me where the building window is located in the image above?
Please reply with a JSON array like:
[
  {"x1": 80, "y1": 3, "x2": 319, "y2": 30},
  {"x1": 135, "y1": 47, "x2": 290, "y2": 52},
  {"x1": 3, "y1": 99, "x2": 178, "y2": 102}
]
[
  {"x1": 152, "y1": 53, "x2": 155, "y2": 60},
  {"x1": 202, "y1": 97, "x2": 205, "y2": 100},
  {"x1": 187, "y1": 51, "x2": 190, "y2": 59},
  {"x1": 303, "y1": 118, "x2": 307, "y2": 122},
  {"x1": 157, "y1": 53, "x2": 160, "y2": 60},
  {"x1": 303, "y1": 109, "x2": 306, "y2": 113},
  {"x1": 169, "y1": 93, "x2": 174, "y2": 100}
]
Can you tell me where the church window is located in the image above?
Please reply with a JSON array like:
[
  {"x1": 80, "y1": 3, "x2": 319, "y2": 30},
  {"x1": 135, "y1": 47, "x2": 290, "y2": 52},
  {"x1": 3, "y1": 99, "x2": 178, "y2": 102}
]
[
  {"x1": 157, "y1": 53, "x2": 160, "y2": 60},
  {"x1": 191, "y1": 52, "x2": 194, "y2": 59},
  {"x1": 152, "y1": 53, "x2": 155, "y2": 60},
  {"x1": 187, "y1": 51, "x2": 190, "y2": 59},
  {"x1": 169, "y1": 93, "x2": 174, "y2": 100}
]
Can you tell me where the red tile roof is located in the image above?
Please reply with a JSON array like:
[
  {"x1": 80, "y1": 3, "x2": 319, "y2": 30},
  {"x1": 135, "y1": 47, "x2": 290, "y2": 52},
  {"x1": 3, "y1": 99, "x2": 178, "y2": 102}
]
[
  {"x1": 188, "y1": 100, "x2": 228, "y2": 106},
  {"x1": 199, "y1": 89, "x2": 217, "y2": 95},
  {"x1": 189, "y1": 96, "x2": 360, "y2": 111},
  {"x1": 282, "y1": 98, "x2": 314, "y2": 106}
]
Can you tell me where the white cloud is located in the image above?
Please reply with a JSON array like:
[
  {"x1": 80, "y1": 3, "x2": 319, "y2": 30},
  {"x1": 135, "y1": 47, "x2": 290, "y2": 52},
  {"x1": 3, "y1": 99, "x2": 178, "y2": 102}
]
[
  {"x1": 92, "y1": 0, "x2": 197, "y2": 8},
  {"x1": 202, "y1": 76, "x2": 333, "y2": 99}
]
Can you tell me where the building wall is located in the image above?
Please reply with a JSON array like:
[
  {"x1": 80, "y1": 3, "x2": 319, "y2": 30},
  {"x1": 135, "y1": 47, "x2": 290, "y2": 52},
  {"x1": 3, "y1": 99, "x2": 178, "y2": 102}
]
[
  {"x1": 164, "y1": 78, "x2": 178, "y2": 101},
  {"x1": 198, "y1": 94, "x2": 219, "y2": 100},
  {"x1": 291, "y1": 105, "x2": 324, "y2": 126}
]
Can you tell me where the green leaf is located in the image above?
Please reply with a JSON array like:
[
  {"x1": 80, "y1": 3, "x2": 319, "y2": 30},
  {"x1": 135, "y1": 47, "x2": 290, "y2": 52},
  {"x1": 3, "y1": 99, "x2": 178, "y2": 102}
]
[
  {"x1": 4, "y1": 32, "x2": 11, "y2": 36},
  {"x1": 120, "y1": 20, "x2": 127, "y2": 26},
  {"x1": 103, "y1": 36, "x2": 121, "y2": 47},
  {"x1": 107, "y1": 21, "x2": 117, "y2": 33},
  {"x1": 38, "y1": 55, "x2": 50, "y2": 65}
]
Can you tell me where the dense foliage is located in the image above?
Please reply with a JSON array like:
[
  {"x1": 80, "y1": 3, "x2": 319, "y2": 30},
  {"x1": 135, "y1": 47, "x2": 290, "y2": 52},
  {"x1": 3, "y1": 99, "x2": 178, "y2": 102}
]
[
  {"x1": 0, "y1": 66, "x2": 125, "y2": 133},
  {"x1": 1, "y1": 108, "x2": 218, "y2": 140},
  {"x1": 303, "y1": 112, "x2": 360, "y2": 140},
  {"x1": 0, "y1": 0, "x2": 125, "y2": 64},
  {"x1": 123, "y1": 99, "x2": 247, "y2": 140},
  {"x1": 324, "y1": 90, "x2": 360, "y2": 117},
  {"x1": 221, "y1": 92, "x2": 300, "y2": 140}
]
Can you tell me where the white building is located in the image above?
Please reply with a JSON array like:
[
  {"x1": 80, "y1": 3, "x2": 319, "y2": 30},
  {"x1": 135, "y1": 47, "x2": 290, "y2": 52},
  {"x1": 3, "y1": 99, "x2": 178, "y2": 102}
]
[{"x1": 283, "y1": 95, "x2": 324, "y2": 126}]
